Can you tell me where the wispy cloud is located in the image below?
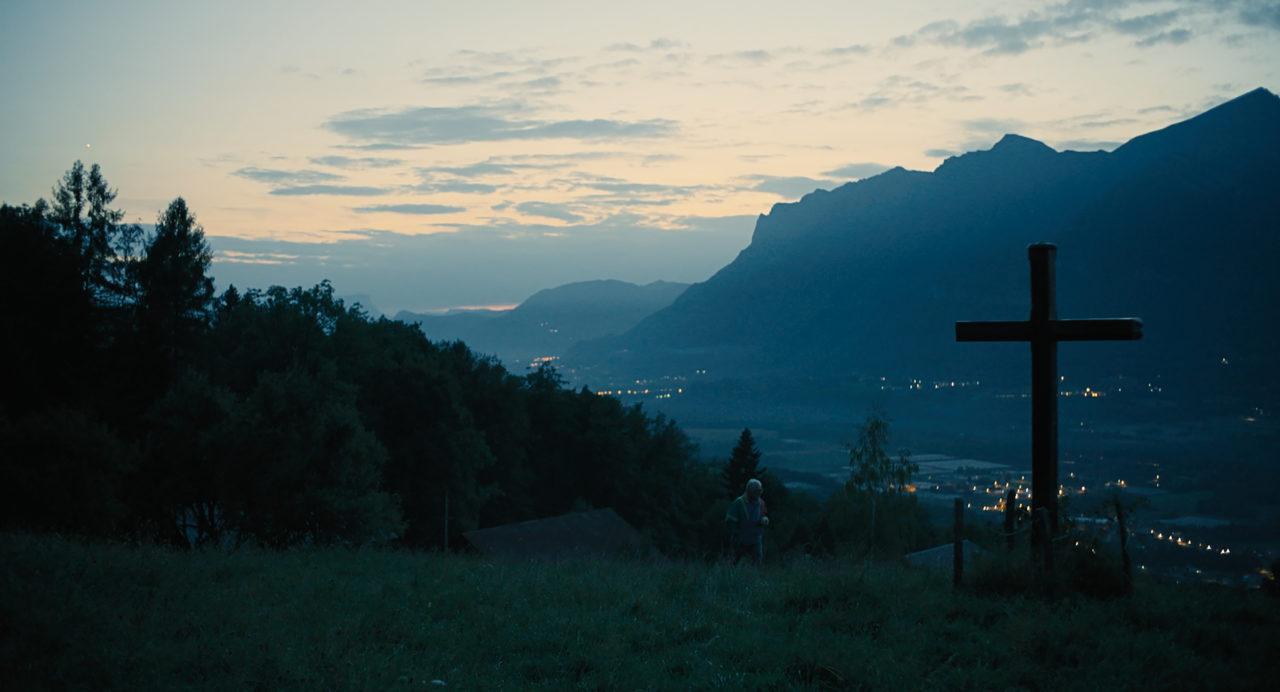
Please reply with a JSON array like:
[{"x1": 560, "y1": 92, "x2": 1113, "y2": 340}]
[
  {"x1": 505, "y1": 152, "x2": 630, "y2": 165},
  {"x1": 354, "y1": 203, "x2": 466, "y2": 215},
  {"x1": 419, "y1": 49, "x2": 577, "y2": 89},
  {"x1": 421, "y1": 70, "x2": 515, "y2": 86},
  {"x1": 1112, "y1": 11, "x2": 1180, "y2": 35},
  {"x1": 339, "y1": 142, "x2": 424, "y2": 152},
  {"x1": 1238, "y1": 1, "x2": 1280, "y2": 30},
  {"x1": 1135, "y1": 28, "x2": 1193, "y2": 47},
  {"x1": 515, "y1": 201, "x2": 584, "y2": 223},
  {"x1": 890, "y1": 2, "x2": 1271, "y2": 55},
  {"x1": 569, "y1": 174, "x2": 702, "y2": 198},
  {"x1": 405, "y1": 154, "x2": 638, "y2": 197},
  {"x1": 899, "y1": 15, "x2": 1082, "y2": 55},
  {"x1": 963, "y1": 117, "x2": 1026, "y2": 135},
  {"x1": 325, "y1": 104, "x2": 677, "y2": 146},
  {"x1": 847, "y1": 74, "x2": 980, "y2": 111},
  {"x1": 269, "y1": 185, "x2": 391, "y2": 196},
  {"x1": 586, "y1": 58, "x2": 641, "y2": 72},
  {"x1": 999, "y1": 82, "x2": 1034, "y2": 96},
  {"x1": 880, "y1": 2, "x2": 1208, "y2": 55},
  {"x1": 517, "y1": 76, "x2": 562, "y2": 93},
  {"x1": 821, "y1": 44, "x2": 870, "y2": 56},
  {"x1": 707, "y1": 49, "x2": 774, "y2": 65},
  {"x1": 233, "y1": 167, "x2": 343, "y2": 184},
  {"x1": 309, "y1": 155, "x2": 404, "y2": 169},
  {"x1": 410, "y1": 180, "x2": 500, "y2": 194},
  {"x1": 648, "y1": 37, "x2": 687, "y2": 50},
  {"x1": 926, "y1": 116, "x2": 1033, "y2": 157},
  {"x1": 604, "y1": 38, "x2": 688, "y2": 52},
  {"x1": 216, "y1": 250, "x2": 301, "y2": 265},
  {"x1": 419, "y1": 161, "x2": 534, "y2": 177},
  {"x1": 821, "y1": 162, "x2": 890, "y2": 179},
  {"x1": 742, "y1": 175, "x2": 833, "y2": 199},
  {"x1": 1076, "y1": 117, "x2": 1138, "y2": 129},
  {"x1": 540, "y1": 173, "x2": 709, "y2": 210},
  {"x1": 1054, "y1": 138, "x2": 1122, "y2": 152}
]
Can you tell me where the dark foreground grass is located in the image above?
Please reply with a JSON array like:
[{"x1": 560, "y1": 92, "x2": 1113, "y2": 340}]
[{"x1": 2, "y1": 533, "x2": 1277, "y2": 690}]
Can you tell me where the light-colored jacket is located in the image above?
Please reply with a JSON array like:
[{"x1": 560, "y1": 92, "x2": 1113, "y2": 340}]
[{"x1": 725, "y1": 495, "x2": 767, "y2": 546}]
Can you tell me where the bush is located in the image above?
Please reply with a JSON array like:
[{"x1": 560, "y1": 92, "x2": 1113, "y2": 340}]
[
  {"x1": 813, "y1": 488, "x2": 935, "y2": 559},
  {"x1": 970, "y1": 541, "x2": 1130, "y2": 600},
  {"x1": 0, "y1": 409, "x2": 136, "y2": 536}
]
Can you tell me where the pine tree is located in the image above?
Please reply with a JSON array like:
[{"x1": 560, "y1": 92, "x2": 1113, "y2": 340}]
[
  {"x1": 723, "y1": 428, "x2": 764, "y2": 497},
  {"x1": 135, "y1": 197, "x2": 215, "y2": 363},
  {"x1": 49, "y1": 161, "x2": 88, "y2": 252},
  {"x1": 47, "y1": 161, "x2": 139, "y2": 301}
]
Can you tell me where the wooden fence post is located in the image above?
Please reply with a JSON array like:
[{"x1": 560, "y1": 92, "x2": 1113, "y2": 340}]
[
  {"x1": 954, "y1": 498, "x2": 964, "y2": 588},
  {"x1": 1004, "y1": 488, "x2": 1017, "y2": 552},
  {"x1": 1116, "y1": 497, "x2": 1132, "y2": 593},
  {"x1": 1035, "y1": 507, "x2": 1053, "y2": 572}
]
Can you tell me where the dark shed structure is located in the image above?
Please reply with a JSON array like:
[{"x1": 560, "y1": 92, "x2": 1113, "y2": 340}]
[
  {"x1": 904, "y1": 540, "x2": 986, "y2": 571},
  {"x1": 463, "y1": 508, "x2": 653, "y2": 560}
]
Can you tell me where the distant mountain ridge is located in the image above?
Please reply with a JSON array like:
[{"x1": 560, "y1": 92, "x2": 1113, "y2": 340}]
[
  {"x1": 398, "y1": 279, "x2": 688, "y2": 368},
  {"x1": 569, "y1": 88, "x2": 1280, "y2": 394}
]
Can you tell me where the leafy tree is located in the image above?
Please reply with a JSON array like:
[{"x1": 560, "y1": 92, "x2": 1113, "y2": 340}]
[
  {"x1": 0, "y1": 203, "x2": 97, "y2": 415},
  {"x1": 141, "y1": 372, "x2": 238, "y2": 546},
  {"x1": 203, "y1": 282, "x2": 346, "y2": 396},
  {"x1": 844, "y1": 412, "x2": 919, "y2": 558},
  {"x1": 352, "y1": 332, "x2": 498, "y2": 548},
  {"x1": 6, "y1": 169, "x2": 748, "y2": 555},
  {"x1": 847, "y1": 412, "x2": 915, "y2": 495},
  {"x1": 816, "y1": 489, "x2": 933, "y2": 559},
  {"x1": 722, "y1": 427, "x2": 763, "y2": 497},
  {"x1": 0, "y1": 408, "x2": 136, "y2": 536},
  {"x1": 225, "y1": 365, "x2": 403, "y2": 546}
]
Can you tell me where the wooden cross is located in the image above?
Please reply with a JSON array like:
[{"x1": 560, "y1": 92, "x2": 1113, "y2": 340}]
[{"x1": 955, "y1": 243, "x2": 1141, "y2": 566}]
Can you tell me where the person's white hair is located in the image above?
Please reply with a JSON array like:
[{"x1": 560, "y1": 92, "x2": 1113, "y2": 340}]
[{"x1": 746, "y1": 478, "x2": 762, "y2": 492}]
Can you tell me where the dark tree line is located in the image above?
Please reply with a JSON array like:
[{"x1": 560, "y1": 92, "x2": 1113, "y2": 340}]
[
  {"x1": 1, "y1": 162, "x2": 934, "y2": 559},
  {"x1": 0, "y1": 163, "x2": 740, "y2": 554}
]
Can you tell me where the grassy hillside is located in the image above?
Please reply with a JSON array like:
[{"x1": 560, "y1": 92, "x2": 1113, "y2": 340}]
[{"x1": 2, "y1": 533, "x2": 1277, "y2": 690}]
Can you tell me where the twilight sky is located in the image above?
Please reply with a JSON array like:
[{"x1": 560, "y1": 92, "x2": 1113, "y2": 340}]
[{"x1": 2, "y1": 0, "x2": 1277, "y2": 313}]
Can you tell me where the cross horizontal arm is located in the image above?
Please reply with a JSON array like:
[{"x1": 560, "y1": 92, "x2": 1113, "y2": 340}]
[
  {"x1": 955, "y1": 321, "x2": 1032, "y2": 342},
  {"x1": 1051, "y1": 318, "x2": 1143, "y2": 341},
  {"x1": 956, "y1": 318, "x2": 1142, "y2": 342}
]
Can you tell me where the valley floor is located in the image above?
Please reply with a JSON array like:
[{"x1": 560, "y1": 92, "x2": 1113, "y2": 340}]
[{"x1": 2, "y1": 533, "x2": 1277, "y2": 690}]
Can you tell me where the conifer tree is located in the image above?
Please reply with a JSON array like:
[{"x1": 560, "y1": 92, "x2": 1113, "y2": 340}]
[
  {"x1": 135, "y1": 197, "x2": 214, "y2": 363},
  {"x1": 48, "y1": 161, "x2": 139, "y2": 301},
  {"x1": 723, "y1": 428, "x2": 763, "y2": 497}
]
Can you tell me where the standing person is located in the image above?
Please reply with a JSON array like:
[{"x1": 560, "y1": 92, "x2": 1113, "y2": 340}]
[{"x1": 726, "y1": 478, "x2": 769, "y2": 565}]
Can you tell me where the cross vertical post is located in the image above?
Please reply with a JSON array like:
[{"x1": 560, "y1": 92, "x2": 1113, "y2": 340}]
[
  {"x1": 955, "y1": 242, "x2": 1142, "y2": 572},
  {"x1": 1029, "y1": 244, "x2": 1059, "y2": 546}
]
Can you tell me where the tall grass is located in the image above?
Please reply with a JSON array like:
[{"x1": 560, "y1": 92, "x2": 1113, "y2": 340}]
[{"x1": 2, "y1": 533, "x2": 1277, "y2": 690}]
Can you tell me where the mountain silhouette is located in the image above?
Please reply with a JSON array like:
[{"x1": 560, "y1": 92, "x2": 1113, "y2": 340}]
[
  {"x1": 398, "y1": 279, "x2": 688, "y2": 368},
  {"x1": 569, "y1": 89, "x2": 1280, "y2": 398}
]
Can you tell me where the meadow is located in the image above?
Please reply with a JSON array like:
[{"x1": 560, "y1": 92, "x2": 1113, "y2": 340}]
[{"x1": 3, "y1": 533, "x2": 1277, "y2": 690}]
